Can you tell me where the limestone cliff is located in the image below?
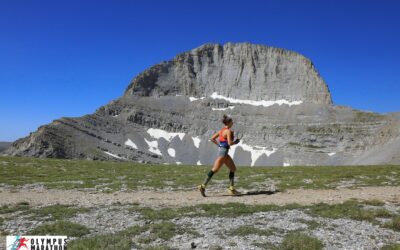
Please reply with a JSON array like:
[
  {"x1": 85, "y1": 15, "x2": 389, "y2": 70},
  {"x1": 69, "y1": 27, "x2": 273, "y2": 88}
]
[{"x1": 125, "y1": 43, "x2": 332, "y2": 105}]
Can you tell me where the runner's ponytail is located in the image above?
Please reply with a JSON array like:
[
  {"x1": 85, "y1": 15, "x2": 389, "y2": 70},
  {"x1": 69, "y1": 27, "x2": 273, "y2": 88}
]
[{"x1": 222, "y1": 114, "x2": 233, "y2": 125}]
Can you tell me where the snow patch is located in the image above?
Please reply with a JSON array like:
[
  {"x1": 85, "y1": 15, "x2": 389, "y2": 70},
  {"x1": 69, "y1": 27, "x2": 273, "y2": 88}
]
[
  {"x1": 147, "y1": 128, "x2": 185, "y2": 141},
  {"x1": 210, "y1": 92, "x2": 303, "y2": 107},
  {"x1": 167, "y1": 148, "x2": 176, "y2": 157},
  {"x1": 176, "y1": 161, "x2": 182, "y2": 165},
  {"x1": 189, "y1": 96, "x2": 205, "y2": 102},
  {"x1": 197, "y1": 160, "x2": 202, "y2": 166},
  {"x1": 328, "y1": 152, "x2": 336, "y2": 156},
  {"x1": 230, "y1": 142, "x2": 277, "y2": 167},
  {"x1": 192, "y1": 136, "x2": 201, "y2": 148},
  {"x1": 283, "y1": 162, "x2": 291, "y2": 167},
  {"x1": 104, "y1": 151, "x2": 123, "y2": 159},
  {"x1": 212, "y1": 106, "x2": 235, "y2": 111},
  {"x1": 124, "y1": 139, "x2": 138, "y2": 149},
  {"x1": 147, "y1": 128, "x2": 202, "y2": 149},
  {"x1": 144, "y1": 138, "x2": 162, "y2": 156}
]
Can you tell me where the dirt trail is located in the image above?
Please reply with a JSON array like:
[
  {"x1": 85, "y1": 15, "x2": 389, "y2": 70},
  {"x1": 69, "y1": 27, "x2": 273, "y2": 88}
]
[{"x1": 1, "y1": 186, "x2": 400, "y2": 207}]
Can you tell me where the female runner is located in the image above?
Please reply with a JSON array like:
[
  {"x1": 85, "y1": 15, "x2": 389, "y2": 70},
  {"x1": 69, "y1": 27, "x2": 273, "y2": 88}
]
[{"x1": 199, "y1": 114, "x2": 240, "y2": 197}]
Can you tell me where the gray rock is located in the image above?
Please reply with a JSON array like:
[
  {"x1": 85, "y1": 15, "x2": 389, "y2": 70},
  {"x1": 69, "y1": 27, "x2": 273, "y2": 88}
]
[{"x1": 125, "y1": 43, "x2": 332, "y2": 105}]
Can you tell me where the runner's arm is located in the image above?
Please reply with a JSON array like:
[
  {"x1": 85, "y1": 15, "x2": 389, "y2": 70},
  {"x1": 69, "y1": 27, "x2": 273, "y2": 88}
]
[
  {"x1": 227, "y1": 130, "x2": 235, "y2": 145},
  {"x1": 210, "y1": 132, "x2": 220, "y2": 146}
]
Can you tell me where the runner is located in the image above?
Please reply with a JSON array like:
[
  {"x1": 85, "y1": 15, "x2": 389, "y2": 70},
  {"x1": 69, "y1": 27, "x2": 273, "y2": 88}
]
[{"x1": 199, "y1": 114, "x2": 241, "y2": 197}]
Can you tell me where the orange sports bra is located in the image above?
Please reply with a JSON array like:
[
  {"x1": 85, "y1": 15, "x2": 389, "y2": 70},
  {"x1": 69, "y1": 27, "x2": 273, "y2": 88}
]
[{"x1": 218, "y1": 127, "x2": 234, "y2": 142}]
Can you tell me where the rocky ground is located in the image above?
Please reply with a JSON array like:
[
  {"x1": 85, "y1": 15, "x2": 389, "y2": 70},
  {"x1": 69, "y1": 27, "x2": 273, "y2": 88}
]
[
  {"x1": 1, "y1": 186, "x2": 400, "y2": 249},
  {"x1": 0, "y1": 185, "x2": 399, "y2": 208}
]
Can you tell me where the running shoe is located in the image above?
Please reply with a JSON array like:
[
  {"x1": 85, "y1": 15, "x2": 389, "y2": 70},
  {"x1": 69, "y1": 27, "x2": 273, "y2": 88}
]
[
  {"x1": 198, "y1": 184, "x2": 206, "y2": 197},
  {"x1": 228, "y1": 186, "x2": 241, "y2": 196}
]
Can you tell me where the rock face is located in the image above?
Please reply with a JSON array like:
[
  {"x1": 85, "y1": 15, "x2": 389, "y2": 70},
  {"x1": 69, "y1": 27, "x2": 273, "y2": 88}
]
[
  {"x1": 125, "y1": 43, "x2": 332, "y2": 105},
  {"x1": 4, "y1": 43, "x2": 400, "y2": 166}
]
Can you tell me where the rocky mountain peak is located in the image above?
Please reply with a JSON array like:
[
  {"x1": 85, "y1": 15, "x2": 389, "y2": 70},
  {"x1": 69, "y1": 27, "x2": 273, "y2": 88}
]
[{"x1": 125, "y1": 42, "x2": 332, "y2": 105}]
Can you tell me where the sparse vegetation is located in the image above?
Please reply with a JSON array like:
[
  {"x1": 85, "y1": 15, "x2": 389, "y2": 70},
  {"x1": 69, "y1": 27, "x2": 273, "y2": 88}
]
[
  {"x1": 23, "y1": 204, "x2": 90, "y2": 221},
  {"x1": 296, "y1": 219, "x2": 320, "y2": 230},
  {"x1": 149, "y1": 221, "x2": 177, "y2": 240},
  {"x1": 374, "y1": 208, "x2": 393, "y2": 218},
  {"x1": 384, "y1": 216, "x2": 400, "y2": 231},
  {"x1": 227, "y1": 225, "x2": 273, "y2": 236},
  {"x1": 381, "y1": 243, "x2": 400, "y2": 250},
  {"x1": 253, "y1": 242, "x2": 275, "y2": 249},
  {"x1": 127, "y1": 200, "x2": 395, "y2": 224},
  {"x1": 354, "y1": 111, "x2": 384, "y2": 122},
  {"x1": 0, "y1": 201, "x2": 30, "y2": 214},
  {"x1": 1, "y1": 156, "x2": 400, "y2": 191},
  {"x1": 68, "y1": 222, "x2": 179, "y2": 250},
  {"x1": 278, "y1": 232, "x2": 324, "y2": 250},
  {"x1": 68, "y1": 225, "x2": 147, "y2": 250},
  {"x1": 30, "y1": 220, "x2": 90, "y2": 237},
  {"x1": 362, "y1": 199, "x2": 385, "y2": 206},
  {"x1": 306, "y1": 200, "x2": 394, "y2": 223},
  {"x1": 1, "y1": 156, "x2": 400, "y2": 249}
]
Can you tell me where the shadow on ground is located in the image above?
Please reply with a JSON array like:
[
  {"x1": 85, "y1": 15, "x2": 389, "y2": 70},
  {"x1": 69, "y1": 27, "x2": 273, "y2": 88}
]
[{"x1": 216, "y1": 190, "x2": 280, "y2": 197}]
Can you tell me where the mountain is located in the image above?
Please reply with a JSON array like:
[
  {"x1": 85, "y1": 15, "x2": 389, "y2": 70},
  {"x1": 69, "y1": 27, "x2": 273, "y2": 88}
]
[
  {"x1": 5, "y1": 43, "x2": 400, "y2": 166},
  {"x1": 0, "y1": 142, "x2": 12, "y2": 153}
]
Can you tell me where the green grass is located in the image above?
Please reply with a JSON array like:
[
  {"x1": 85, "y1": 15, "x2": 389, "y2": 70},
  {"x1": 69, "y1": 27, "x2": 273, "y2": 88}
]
[
  {"x1": 136, "y1": 222, "x2": 177, "y2": 244},
  {"x1": 68, "y1": 225, "x2": 147, "y2": 250},
  {"x1": 149, "y1": 221, "x2": 177, "y2": 240},
  {"x1": 0, "y1": 201, "x2": 30, "y2": 214},
  {"x1": 374, "y1": 208, "x2": 394, "y2": 218},
  {"x1": 381, "y1": 243, "x2": 400, "y2": 250},
  {"x1": 23, "y1": 204, "x2": 90, "y2": 221},
  {"x1": 227, "y1": 225, "x2": 273, "y2": 236},
  {"x1": 1, "y1": 156, "x2": 400, "y2": 192},
  {"x1": 278, "y1": 232, "x2": 324, "y2": 250},
  {"x1": 30, "y1": 220, "x2": 90, "y2": 237},
  {"x1": 361, "y1": 199, "x2": 385, "y2": 206},
  {"x1": 306, "y1": 200, "x2": 394, "y2": 223},
  {"x1": 68, "y1": 222, "x2": 179, "y2": 250},
  {"x1": 384, "y1": 216, "x2": 400, "y2": 231}
]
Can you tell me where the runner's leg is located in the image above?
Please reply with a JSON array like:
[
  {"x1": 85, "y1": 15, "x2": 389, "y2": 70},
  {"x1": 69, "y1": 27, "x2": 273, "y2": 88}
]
[
  {"x1": 225, "y1": 155, "x2": 237, "y2": 188},
  {"x1": 202, "y1": 156, "x2": 225, "y2": 186}
]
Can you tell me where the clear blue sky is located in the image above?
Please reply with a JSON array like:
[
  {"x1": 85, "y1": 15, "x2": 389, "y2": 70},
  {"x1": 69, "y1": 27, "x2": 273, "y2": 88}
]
[{"x1": 1, "y1": 0, "x2": 399, "y2": 141}]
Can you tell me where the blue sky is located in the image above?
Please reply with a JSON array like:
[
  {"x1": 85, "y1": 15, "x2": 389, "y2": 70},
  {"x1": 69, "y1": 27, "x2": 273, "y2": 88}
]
[{"x1": 1, "y1": 0, "x2": 399, "y2": 141}]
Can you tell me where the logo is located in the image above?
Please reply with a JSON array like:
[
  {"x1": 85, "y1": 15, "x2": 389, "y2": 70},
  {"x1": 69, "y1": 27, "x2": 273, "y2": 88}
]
[{"x1": 6, "y1": 236, "x2": 68, "y2": 250}]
